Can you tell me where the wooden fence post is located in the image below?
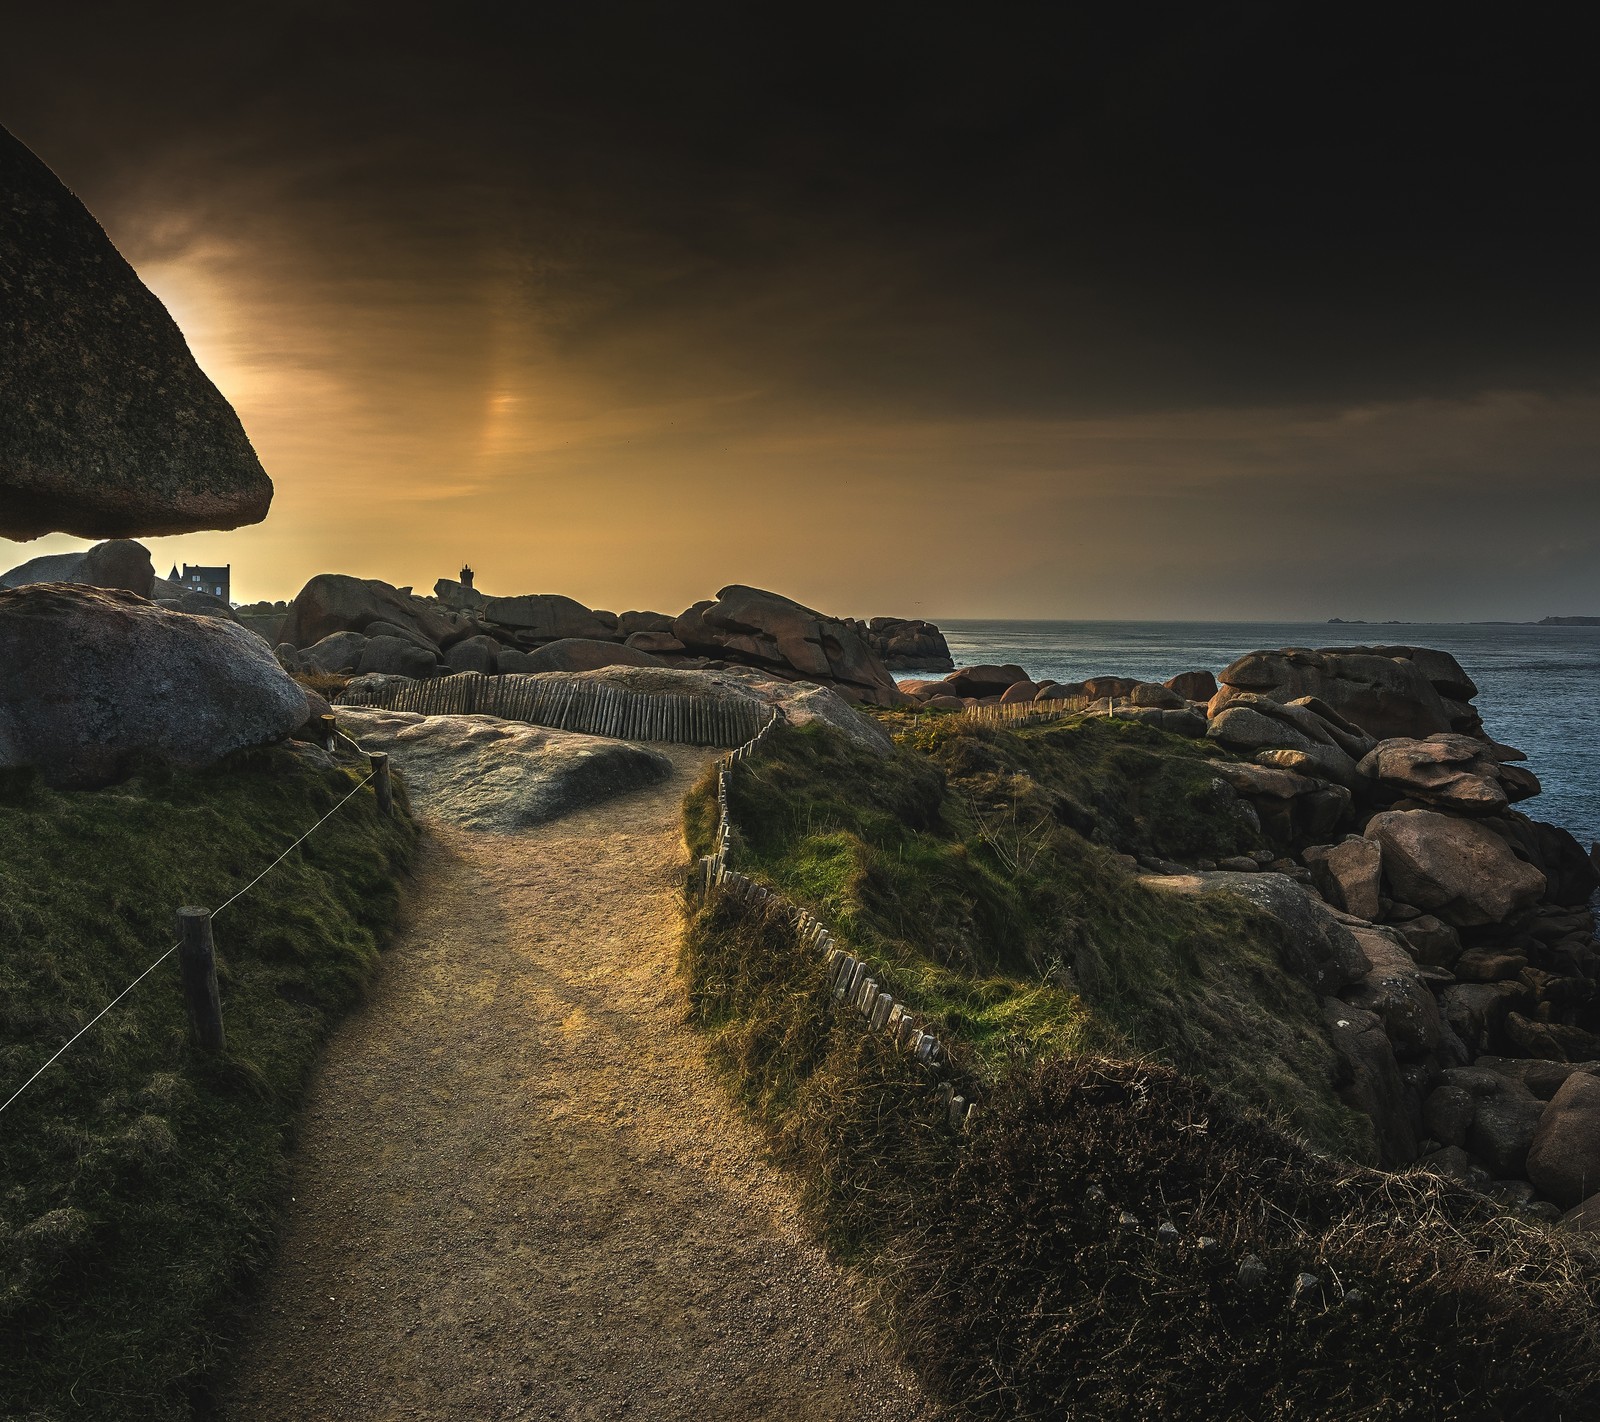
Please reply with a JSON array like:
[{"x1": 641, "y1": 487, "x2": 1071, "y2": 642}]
[
  {"x1": 318, "y1": 713, "x2": 337, "y2": 752},
  {"x1": 176, "y1": 907, "x2": 225, "y2": 1053},
  {"x1": 370, "y1": 752, "x2": 393, "y2": 817}
]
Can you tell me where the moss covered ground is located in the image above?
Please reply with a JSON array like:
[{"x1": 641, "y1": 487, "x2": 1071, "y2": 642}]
[
  {"x1": 0, "y1": 743, "x2": 416, "y2": 1420},
  {"x1": 681, "y1": 712, "x2": 1600, "y2": 1418}
]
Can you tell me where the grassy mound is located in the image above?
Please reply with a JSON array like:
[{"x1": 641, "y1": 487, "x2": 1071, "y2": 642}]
[
  {"x1": 681, "y1": 715, "x2": 1600, "y2": 1418},
  {"x1": 0, "y1": 743, "x2": 416, "y2": 1420},
  {"x1": 690, "y1": 714, "x2": 1361, "y2": 1153}
]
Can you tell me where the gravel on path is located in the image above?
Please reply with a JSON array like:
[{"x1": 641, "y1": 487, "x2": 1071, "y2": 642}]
[{"x1": 224, "y1": 744, "x2": 937, "y2": 1420}]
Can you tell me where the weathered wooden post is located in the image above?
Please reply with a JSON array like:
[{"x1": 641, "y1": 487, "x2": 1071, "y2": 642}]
[
  {"x1": 176, "y1": 907, "x2": 225, "y2": 1053},
  {"x1": 370, "y1": 752, "x2": 393, "y2": 817},
  {"x1": 318, "y1": 713, "x2": 337, "y2": 752}
]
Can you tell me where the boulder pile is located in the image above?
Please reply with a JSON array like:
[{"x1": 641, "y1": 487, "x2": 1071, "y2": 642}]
[
  {"x1": 281, "y1": 577, "x2": 918, "y2": 707},
  {"x1": 917, "y1": 640, "x2": 1600, "y2": 1227}
]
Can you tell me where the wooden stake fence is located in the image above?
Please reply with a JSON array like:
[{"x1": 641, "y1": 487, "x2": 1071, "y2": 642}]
[
  {"x1": 337, "y1": 672, "x2": 767, "y2": 747},
  {"x1": 694, "y1": 709, "x2": 972, "y2": 1128}
]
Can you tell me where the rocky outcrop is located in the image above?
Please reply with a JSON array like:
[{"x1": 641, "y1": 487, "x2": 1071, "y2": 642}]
[
  {"x1": 1358, "y1": 734, "x2": 1540, "y2": 813},
  {"x1": 1364, "y1": 810, "x2": 1547, "y2": 928},
  {"x1": 0, "y1": 124, "x2": 272, "y2": 540},
  {"x1": 481, "y1": 593, "x2": 618, "y2": 642},
  {"x1": 859, "y1": 616, "x2": 953, "y2": 671},
  {"x1": 671, "y1": 585, "x2": 900, "y2": 706},
  {"x1": 0, "y1": 583, "x2": 316, "y2": 788},
  {"x1": 336, "y1": 707, "x2": 671, "y2": 833},
  {"x1": 1210, "y1": 646, "x2": 1478, "y2": 740},
  {"x1": 279, "y1": 574, "x2": 461, "y2": 653}
]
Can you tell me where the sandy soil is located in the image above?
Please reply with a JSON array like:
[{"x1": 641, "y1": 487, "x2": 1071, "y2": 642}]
[{"x1": 224, "y1": 745, "x2": 937, "y2": 1420}]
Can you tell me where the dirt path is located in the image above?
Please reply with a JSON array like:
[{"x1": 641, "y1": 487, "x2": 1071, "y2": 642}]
[{"x1": 225, "y1": 746, "x2": 936, "y2": 1421}]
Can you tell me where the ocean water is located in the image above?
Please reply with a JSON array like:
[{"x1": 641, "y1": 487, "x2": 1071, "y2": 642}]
[{"x1": 901, "y1": 621, "x2": 1600, "y2": 850}]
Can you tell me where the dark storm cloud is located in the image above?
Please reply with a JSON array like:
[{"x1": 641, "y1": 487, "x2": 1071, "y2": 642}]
[
  {"x1": 8, "y1": 3, "x2": 1598, "y2": 415},
  {"x1": 2, "y1": 5, "x2": 1597, "y2": 617}
]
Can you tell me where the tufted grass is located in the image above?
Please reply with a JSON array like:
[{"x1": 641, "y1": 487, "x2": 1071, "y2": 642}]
[
  {"x1": 0, "y1": 743, "x2": 417, "y2": 1420},
  {"x1": 680, "y1": 717, "x2": 1600, "y2": 1418},
  {"x1": 687, "y1": 715, "x2": 1363, "y2": 1155}
]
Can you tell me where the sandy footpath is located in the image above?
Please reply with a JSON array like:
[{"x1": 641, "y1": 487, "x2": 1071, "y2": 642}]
[{"x1": 224, "y1": 745, "x2": 936, "y2": 1420}]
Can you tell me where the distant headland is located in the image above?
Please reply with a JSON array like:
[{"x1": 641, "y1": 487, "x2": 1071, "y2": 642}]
[{"x1": 1329, "y1": 616, "x2": 1600, "y2": 626}]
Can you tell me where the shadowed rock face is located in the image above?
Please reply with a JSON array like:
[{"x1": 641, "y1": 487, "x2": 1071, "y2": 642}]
[
  {"x1": 0, "y1": 124, "x2": 272, "y2": 539},
  {"x1": 0, "y1": 583, "x2": 317, "y2": 787}
]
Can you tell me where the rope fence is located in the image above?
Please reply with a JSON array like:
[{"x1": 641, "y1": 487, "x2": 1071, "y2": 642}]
[
  {"x1": 0, "y1": 752, "x2": 388, "y2": 1120},
  {"x1": 337, "y1": 672, "x2": 766, "y2": 747},
  {"x1": 694, "y1": 708, "x2": 973, "y2": 1131}
]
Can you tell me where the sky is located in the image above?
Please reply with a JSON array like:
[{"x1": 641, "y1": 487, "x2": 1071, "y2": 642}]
[{"x1": 2, "y1": 4, "x2": 1598, "y2": 620}]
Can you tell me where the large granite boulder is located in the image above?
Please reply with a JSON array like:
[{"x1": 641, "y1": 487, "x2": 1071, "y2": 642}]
[
  {"x1": 0, "y1": 583, "x2": 315, "y2": 787},
  {"x1": 522, "y1": 638, "x2": 665, "y2": 673},
  {"x1": 444, "y1": 634, "x2": 500, "y2": 674},
  {"x1": 1303, "y1": 837, "x2": 1383, "y2": 920},
  {"x1": 337, "y1": 707, "x2": 671, "y2": 833},
  {"x1": 1210, "y1": 646, "x2": 1476, "y2": 740},
  {"x1": 1358, "y1": 734, "x2": 1540, "y2": 813},
  {"x1": 672, "y1": 585, "x2": 900, "y2": 705},
  {"x1": 151, "y1": 587, "x2": 241, "y2": 624},
  {"x1": 1527, "y1": 1073, "x2": 1600, "y2": 1208},
  {"x1": 1364, "y1": 809, "x2": 1547, "y2": 928},
  {"x1": 481, "y1": 593, "x2": 618, "y2": 642},
  {"x1": 0, "y1": 125, "x2": 272, "y2": 540},
  {"x1": 279, "y1": 574, "x2": 458, "y2": 652},
  {"x1": 1, "y1": 538, "x2": 155, "y2": 596},
  {"x1": 1166, "y1": 670, "x2": 1217, "y2": 702},
  {"x1": 929, "y1": 664, "x2": 1030, "y2": 699}
]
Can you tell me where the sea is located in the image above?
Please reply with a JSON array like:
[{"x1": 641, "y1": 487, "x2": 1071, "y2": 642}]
[{"x1": 900, "y1": 621, "x2": 1600, "y2": 851}]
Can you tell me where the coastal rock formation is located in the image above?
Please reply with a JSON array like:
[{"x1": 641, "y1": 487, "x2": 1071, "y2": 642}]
[
  {"x1": 0, "y1": 124, "x2": 272, "y2": 539},
  {"x1": 860, "y1": 616, "x2": 953, "y2": 670},
  {"x1": 672, "y1": 585, "x2": 900, "y2": 705},
  {"x1": 1210, "y1": 646, "x2": 1477, "y2": 740},
  {"x1": 336, "y1": 707, "x2": 671, "y2": 833},
  {"x1": 1364, "y1": 810, "x2": 1547, "y2": 928},
  {"x1": 1322, "y1": 998, "x2": 1417, "y2": 1165},
  {"x1": 481, "y1": 593, "x2": 618, "y2": 642},
  {"x1": 1166, "y1": 669, "x2": 1217, "y2": 701},
  {"x1": 0, "y1": 583, "x2": 315, "y2": 788},
  {"x1": 1303, "y1": 837, "x2": 1383, "y2": 919},
  {"x1": 279, "y1": 574, "x2": 460, "y2": 653},
  {"x1": 1358, "y1": 734, "x2": 1541, "y2": 813}
]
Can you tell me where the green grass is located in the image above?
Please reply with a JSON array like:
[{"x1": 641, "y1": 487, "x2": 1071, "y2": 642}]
[
  {"x1": 0, "y1": 743, "x2": 417, "y2": 1420},
  {"x1": 690, "y1": 714, "x2": 1364, "y2": 1155},
  {"x1": 680, "y1": 717, "x2": 1600, "y2": 1417}
]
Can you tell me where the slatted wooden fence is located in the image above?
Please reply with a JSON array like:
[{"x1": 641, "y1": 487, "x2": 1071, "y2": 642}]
[
  {"x1": 696, "y1": 711, "x2": 970, "y2": 1126},
  {"x1": 336, "y1": 671, "x2": 767, "y2": 747}
]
